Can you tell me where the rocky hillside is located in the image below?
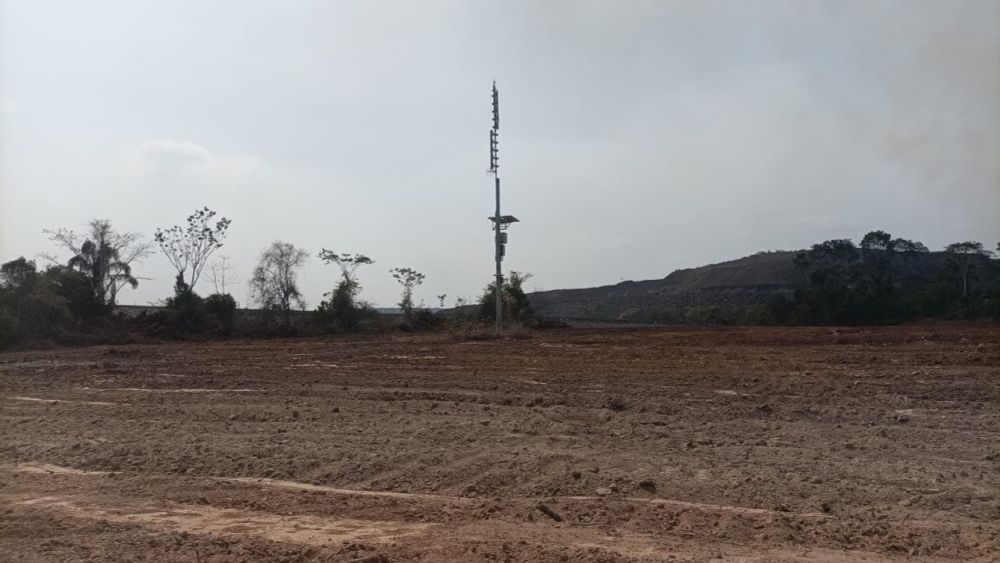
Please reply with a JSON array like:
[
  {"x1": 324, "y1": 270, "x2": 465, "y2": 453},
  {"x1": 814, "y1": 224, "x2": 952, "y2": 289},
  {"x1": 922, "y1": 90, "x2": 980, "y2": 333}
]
[{"x1": 529, "y1": 251, "x2": 799, "y2": 322}]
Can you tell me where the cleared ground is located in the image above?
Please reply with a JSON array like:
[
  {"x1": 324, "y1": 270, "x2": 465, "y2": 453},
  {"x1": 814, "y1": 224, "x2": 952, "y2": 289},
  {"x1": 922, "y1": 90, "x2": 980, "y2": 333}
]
[{"x1": 1, "y1": 326, "x2": 998, "y2": 562}]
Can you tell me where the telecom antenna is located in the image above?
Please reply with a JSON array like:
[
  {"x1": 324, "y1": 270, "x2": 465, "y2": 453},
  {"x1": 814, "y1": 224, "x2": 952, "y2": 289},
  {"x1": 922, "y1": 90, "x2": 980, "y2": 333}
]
[{"x1": 488, "y1": 81, "x2": 518, "y2": 333}]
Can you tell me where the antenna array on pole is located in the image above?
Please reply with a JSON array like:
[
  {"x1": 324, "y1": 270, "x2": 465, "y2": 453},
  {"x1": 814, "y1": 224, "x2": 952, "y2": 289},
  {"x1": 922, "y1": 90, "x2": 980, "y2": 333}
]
[{"x1": 488, "y1": 81, "x2": 518, "y2": 333}]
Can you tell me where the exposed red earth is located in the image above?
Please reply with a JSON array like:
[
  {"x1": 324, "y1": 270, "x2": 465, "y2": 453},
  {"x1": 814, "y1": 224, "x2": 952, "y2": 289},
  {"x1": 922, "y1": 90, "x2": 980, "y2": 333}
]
[{"x1": 2, "y1": 326, "x2": 998, "y2": 561}]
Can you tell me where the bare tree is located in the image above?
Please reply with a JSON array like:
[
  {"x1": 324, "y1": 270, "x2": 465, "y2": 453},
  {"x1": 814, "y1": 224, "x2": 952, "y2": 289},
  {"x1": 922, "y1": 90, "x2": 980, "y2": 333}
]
[
  {"x1": 209, "y1": 255, "x2": 240, "y2": 295},
  {"x1": 155, "y1": 207, "x2": 231, "y2": 291},
  {"x1": 249, "y1": 242, "x2": 308, "y2": 325},
  {"x1": 44, "y1": 219, "x2": 154, "y2": 310},
  {"x1": 390, "y1": 267, "x2": 425, "y2": 318}
]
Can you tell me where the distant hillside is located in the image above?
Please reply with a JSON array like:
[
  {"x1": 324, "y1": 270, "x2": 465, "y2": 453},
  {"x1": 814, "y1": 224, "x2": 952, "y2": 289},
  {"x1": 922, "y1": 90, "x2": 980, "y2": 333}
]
[{"x1": 528, "y1": 250, "x2": 997, "y2": 323}]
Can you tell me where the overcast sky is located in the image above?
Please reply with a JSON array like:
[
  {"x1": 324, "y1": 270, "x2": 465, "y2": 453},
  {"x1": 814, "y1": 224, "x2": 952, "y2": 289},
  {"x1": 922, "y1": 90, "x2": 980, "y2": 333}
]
[{"x1": 2, "y1": 0, "x2": 998, "y2": 308}]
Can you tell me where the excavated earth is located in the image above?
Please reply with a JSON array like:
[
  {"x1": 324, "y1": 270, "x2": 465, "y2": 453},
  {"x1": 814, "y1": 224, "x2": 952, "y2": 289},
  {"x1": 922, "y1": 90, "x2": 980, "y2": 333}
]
[{"x1": 1, "y1": 326, "x2": 998, "y2": 562}]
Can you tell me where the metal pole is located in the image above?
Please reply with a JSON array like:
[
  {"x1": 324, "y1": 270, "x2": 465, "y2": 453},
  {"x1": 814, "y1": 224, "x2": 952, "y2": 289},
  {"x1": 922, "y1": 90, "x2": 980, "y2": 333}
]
[{"x1": 494, "y1": 174, "x2": 503, "y2": 333}]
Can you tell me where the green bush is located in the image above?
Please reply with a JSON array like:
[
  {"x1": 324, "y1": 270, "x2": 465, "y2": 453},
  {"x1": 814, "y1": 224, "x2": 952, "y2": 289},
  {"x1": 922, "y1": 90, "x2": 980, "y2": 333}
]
[
  {"x1": 315, "y1": 279, "x2": 376, "y2": 332},
  {"x1": 159, "y1": 275, "x2": 205, "y2": 335},
  {"x1": 478, "y1": 271, "x2": 533, "y2": 323}
]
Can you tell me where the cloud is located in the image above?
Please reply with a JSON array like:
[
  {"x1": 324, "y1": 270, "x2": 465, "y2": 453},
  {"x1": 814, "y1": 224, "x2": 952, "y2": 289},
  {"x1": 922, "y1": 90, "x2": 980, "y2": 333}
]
[
  {"x1": 129, "y1": 139, "x2": 265, "y2": 191},
  {"x1": 137, "y1": 139, "x2": 210, "y2": 167}
]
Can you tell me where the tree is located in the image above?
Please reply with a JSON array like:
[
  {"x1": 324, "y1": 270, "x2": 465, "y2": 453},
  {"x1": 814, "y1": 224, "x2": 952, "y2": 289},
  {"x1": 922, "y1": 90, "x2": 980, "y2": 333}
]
[
  {"x1": 809, "y1": 239, "x2": 859, "y2": 263},
  {"x1": 891, "y1": 238, "x2": 929, "y2": 254},
  {"x1": 479, "y1": 271, "x2": 533, "y2": 323},
  {"x1": 209, "y1": 255, "x2": 240, "y2": 295},
  {"x1": 390, "y1": 267, "x2": 425, "y2": 318},
  {"x1": 0, "y1": 258, "x2": 71, "y2": 345},
  {"x1": 154, "y1": 207, "x2": 231, "y2": 290},
  {"x1": 45, "y1": 219, "x2": 153, "y2": 312},
  {"x1": 318, "y1": 251, "x2": 373, "y2": 284},
  {"x1": 163, "y1": 274, "x2": 205, "y2": 334},
  {"x1": 437, "y1": 294, "x2": 447, "y2": 308},
  {"x1": 316, "y1": 250, "x2": 375, "y2": 331},
  {"x1": 860, "y1": 230, "x2": 893, "y2": 251},
  {"x1": 1, "y1": 257, "x2": 38, "y2": 289},
  {"x1": 784, "y1": 239, "x2": 903, "y2": 324},
  {"x1": 45, "y1": 266, "x2": 104, "y2": 323},
  {"x1": 1, "y1": 258, "x2": 43, "y2": 337},
  {"x1": 249, "y1": 242, "x2": 308, "y2": 325},
  {"x1": 944, "y1": 241, "x2": 993, "y2": 298},
  {"x1": 858, "y1": 230, "x2": 898, "y2": 293},
  {"x1": 204, "y1": 293, "x2": 238, "y2": 335}
]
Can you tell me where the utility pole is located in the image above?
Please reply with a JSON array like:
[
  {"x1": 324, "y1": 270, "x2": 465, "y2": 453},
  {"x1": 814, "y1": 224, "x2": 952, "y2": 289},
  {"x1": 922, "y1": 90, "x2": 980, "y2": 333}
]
[{"x1": 488, "y1": 81, "x2": 518, "y2": 333}]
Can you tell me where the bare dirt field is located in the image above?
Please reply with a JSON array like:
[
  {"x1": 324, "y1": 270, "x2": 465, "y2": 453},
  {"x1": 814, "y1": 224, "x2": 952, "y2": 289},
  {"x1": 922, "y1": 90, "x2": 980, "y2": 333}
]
[{"x1": 2, "y1": 326, "x2": 998, "y2": 562}]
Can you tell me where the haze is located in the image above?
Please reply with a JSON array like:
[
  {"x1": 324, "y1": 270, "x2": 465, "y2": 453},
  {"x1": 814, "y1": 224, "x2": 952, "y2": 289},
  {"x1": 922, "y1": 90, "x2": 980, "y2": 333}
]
[{"x1": 2, "y1": 0, "x2": 998, "y2": 308}]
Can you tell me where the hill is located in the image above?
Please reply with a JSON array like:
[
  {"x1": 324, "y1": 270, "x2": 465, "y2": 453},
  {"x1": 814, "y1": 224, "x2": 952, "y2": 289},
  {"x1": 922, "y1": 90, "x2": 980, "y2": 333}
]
[{"x1": 528, "y1": 249, "x2": 998, "y2": 323}]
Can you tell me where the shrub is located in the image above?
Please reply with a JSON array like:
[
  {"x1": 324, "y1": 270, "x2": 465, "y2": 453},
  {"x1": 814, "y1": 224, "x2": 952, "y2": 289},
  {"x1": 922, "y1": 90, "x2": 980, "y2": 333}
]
[
  {"x1": 399, "y1": 308, "x2": 445, "y2": 332},
  {"x1": 478, "y1": 271, "x2": 534, "y2": 324},
  {"x1": 315, "y1": 279, "x2": 376, "y2": 332},
  {"x1": 204, "y1": 293, "x2": 237, "y2": 335},
  {"x1": 160, "y1": 275, "x2": 205, "y2": 335}
]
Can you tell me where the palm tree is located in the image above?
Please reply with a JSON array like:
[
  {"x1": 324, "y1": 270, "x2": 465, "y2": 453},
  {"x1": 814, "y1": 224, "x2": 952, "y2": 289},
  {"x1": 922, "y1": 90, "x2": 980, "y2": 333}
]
[
  {"x1": 45, "y1": 219, "x2": 152, "y2": 316},
  {"x1": 67, "y1": 238, "x2": 138, "y2": 309}
]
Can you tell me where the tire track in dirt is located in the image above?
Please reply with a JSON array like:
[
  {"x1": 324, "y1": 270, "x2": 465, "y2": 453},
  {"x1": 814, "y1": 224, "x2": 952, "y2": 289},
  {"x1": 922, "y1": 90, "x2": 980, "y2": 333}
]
[
  {"x1": 7, "y1": 494, "x2": 434, "y2": 546},
  {"x1": 78, "y1": 387, "x2": 261, "y2": 393},
  {"x1": 4, "y1": 491, "x2": 943, "y2": 563},
  {"x1": 8, "y1": 462, "x2": 830, "y2": 520},
  {"x1": 8, "y1": 396, "x2": 123, "y2": 406},
  {"x1": 12, "y1": 463, "x2": 112, "y2": 476}
]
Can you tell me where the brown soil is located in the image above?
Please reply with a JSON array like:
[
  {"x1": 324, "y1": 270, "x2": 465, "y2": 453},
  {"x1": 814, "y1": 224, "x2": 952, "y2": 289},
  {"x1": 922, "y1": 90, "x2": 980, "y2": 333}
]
[{"x1": 2, "y1": 326, "x2": 998, "y2": 562}]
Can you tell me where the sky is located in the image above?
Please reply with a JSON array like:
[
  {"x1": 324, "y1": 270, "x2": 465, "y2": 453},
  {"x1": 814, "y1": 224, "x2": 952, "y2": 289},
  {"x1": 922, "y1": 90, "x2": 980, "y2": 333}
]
[{"x1": 1, "y1": 0, "x2": 998, "y2": 308}]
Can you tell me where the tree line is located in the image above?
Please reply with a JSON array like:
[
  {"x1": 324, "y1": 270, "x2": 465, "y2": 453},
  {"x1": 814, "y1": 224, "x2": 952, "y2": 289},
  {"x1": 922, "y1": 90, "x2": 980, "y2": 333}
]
[
  {"x1": 7, "y1": 213, "x2": 993, "y2": 346},
  {"x1": 0, "y1": 207, "x2": 537, "y2": 347},
  {"x1": 765, "y1": 232, "x2": 1000, "y2": 325}
]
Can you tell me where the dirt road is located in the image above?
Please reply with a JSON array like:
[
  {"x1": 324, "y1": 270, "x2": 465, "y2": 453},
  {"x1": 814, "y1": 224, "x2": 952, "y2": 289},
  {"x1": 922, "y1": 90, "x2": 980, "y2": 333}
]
[{"x1": 2, "y1": 326, "x2": 998, "y2": 561}]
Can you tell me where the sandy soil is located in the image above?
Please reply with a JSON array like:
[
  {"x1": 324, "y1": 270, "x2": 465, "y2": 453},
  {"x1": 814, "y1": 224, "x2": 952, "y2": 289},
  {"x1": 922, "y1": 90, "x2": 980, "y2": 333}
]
[{"x1": 2, "y1": 326, "x2": 998, "y2": 562}]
